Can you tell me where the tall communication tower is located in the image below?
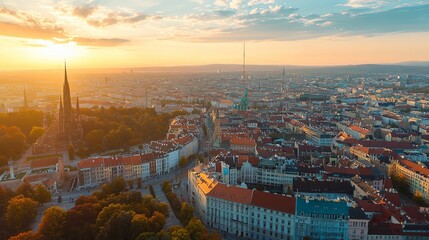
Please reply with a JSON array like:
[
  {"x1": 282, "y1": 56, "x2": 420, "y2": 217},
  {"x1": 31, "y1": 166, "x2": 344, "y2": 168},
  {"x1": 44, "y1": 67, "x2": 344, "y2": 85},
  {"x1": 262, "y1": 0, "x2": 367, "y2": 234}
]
[{"x1": 242, "y1": 43, "x2": 246, "y2": 81}]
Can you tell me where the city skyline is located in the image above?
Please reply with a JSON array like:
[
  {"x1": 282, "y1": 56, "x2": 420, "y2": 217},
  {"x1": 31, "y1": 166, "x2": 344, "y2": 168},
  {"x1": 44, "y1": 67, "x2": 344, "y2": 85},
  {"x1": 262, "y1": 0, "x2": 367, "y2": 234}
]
[{"x1": 1, "y1": 0, "x2": 429, "y2": 69}]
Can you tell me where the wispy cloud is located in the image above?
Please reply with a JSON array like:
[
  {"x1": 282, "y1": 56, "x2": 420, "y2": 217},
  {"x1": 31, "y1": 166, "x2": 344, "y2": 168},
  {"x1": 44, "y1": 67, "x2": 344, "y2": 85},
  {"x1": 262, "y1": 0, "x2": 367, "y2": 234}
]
[
  {"x1": 230, "y1": 0, "x2": 243, "y2": 9},
  {"x1": 214, "y1": 0, "x2": 228, "y2": 7},
  {"x1": 248, "y1": 0, "x2": 275, "y2": 7},
  {"x1": 73, "y1": 37, "x2": 129, "y2": 46},
  {"x1": 57, "y1": 2, "x2": 159, "y2": 28},
  {"x1": 72, "y1": 4, "x2": 98, "y2": 18},
  {"x1": 179, "y1": 3, "x2": 429, "y2": 42},
  {"x1": 1, "y1": 0, "x2": 429, "y2": 46},
  {"x1": 342, "y1": 0, "x2": 386, "y2": 8},
  {"x1": 0, "y1": 6, "x2": 129, "y2": 47},
  {"x1": 0, "y1": 21, "x2": 64, "y2": 40}
]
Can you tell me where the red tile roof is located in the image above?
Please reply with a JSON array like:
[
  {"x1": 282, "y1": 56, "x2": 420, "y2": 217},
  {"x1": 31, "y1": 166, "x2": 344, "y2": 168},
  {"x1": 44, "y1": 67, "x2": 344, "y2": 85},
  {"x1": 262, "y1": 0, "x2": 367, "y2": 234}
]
[
  {"x1": 359, "y1": 140, "x2": 415, "y2": 150},
  {"x1": 402, "y1": 206, "x2": 429, "y2": 222},
  {"x1": 369, "y1": 222, "x2": 403, "y2": 235},
  {"x1": 150, "y1": 140, "x2": 179, "y2": 153},
  {"x1": 230, "y1": 138, "x2": 256, "y2": 147},
  {"x1": 237, "y1": 155, "x2": 259, "y2": 168},
  {"x1": 122, "y1": 155, "x2": 142, "y2": 165},
  {"x1": 349, "y1": 125, "x2": 371, "y2": 135},
  {"x1": 173, "y1": 135, "x2": 194, "y2": 146},
  {"x1": 251, "y1": 191, "x2": 295, "y2": 214},
  {"x1": 78, "y1": 155, "x2": 144, "y2": 169},
  {"x1": 31, "y1": 157, "x2": 58, "y2": 169},
  {"x1": 383, "y1": 192, "x2": 401, "y2": 207},
  {"x1": 140, "y1": 153, "x2": 154, "y2": 163},
  {"x1": 77, "y1": 157, "x2": 104, "y2": 169},
  {"x1": 208, "y1": 184, "x2": 253, "y2": 205},
  {"x1": 384, "y1": 178, "x2": 393, "y2": 189},
  {"x1": 400, "y1": 160, "x2": 429, "y2": 177},
  {"x1": 357, "y1": 200, "x2": 383, "y2": 213}
]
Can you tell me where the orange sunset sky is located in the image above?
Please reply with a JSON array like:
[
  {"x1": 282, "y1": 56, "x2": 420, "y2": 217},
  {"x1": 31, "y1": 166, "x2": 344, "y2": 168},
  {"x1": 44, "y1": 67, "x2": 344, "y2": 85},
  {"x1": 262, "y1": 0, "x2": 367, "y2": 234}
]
[{"x1": 1, "y1": 0, "x2": 429, "y2": 70}]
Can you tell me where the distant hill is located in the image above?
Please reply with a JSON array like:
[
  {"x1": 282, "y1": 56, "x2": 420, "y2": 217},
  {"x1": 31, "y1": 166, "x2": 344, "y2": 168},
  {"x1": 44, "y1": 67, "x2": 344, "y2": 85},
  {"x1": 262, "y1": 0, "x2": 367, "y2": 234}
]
[
  {"x1": 396, "y1": 61, "x2": 429, "y2": 67},
  {"x1": 295, "y1": 64, "x2": 429, "y2": 75}
]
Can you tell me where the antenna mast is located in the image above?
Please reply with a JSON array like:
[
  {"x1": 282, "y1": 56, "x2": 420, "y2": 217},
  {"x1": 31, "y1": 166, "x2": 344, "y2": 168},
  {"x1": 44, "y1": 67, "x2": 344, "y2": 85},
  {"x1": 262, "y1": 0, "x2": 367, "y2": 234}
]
[{"x1": 243, "y1": 43, "x2": 246, "y2": 81}]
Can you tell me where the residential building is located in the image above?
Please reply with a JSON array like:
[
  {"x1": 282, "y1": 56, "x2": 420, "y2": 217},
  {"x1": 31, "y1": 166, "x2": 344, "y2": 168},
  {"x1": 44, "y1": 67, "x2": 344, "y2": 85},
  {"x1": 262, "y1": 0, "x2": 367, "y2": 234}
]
[
  {"x1": 150, "y1": 140, "x2": 180, "y2": 171},
  {"x1": 348, "y1": 207, "x2": 370, "y2": 240},
  {"x1": 249, "y1": 191, "x2": 295, "y2": 240},
  {"x1": 230, "y1": 138, "x2": 257, "y2": 154},
  {"x1": 389, "y1": 160, "x2": 429, "y2": 203},
  {"x1": 173, "y1": 134, "x2": 199, "y2": 158},
  {"x1": 295, "y1": 198, "x2": 350, "y2": 240}
]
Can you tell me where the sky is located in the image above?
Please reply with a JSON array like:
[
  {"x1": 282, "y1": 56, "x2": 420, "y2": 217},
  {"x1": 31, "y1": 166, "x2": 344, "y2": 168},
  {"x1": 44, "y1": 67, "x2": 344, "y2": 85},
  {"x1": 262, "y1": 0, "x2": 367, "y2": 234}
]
[{"x1": 1, "y1": 0, "x2": 429, "y2": 69}]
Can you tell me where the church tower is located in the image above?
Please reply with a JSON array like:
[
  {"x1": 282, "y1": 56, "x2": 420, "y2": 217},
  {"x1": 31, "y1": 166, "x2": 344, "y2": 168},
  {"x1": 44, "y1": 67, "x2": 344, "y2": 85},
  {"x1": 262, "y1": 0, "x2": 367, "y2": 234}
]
[
  {"x1": 76, "y1": 95, "x2": 80, "y2": 122},
  {"x1": 63, "y1": 62, "x2": 72, "y2": 136},
  {"x1": 59, "y1": 96, "x2": 64, "y2": 132}
]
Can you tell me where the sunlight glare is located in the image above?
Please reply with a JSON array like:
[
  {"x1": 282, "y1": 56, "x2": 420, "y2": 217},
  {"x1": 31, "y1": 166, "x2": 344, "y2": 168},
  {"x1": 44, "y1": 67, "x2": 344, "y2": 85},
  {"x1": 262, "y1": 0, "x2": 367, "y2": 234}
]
[{"x1": 29, "y1": 40, "x2": 84, "y2": 62}]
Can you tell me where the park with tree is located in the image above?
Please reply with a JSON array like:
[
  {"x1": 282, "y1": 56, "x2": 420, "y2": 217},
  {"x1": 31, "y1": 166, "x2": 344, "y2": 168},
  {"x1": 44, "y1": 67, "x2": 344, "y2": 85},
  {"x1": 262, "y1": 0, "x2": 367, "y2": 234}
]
[
  {"x1": 3, "y1": 178, "x2": 221, "y2": 240},
  {"x1": 78, "y1": 107, "x2": 189, "y2": 157}
]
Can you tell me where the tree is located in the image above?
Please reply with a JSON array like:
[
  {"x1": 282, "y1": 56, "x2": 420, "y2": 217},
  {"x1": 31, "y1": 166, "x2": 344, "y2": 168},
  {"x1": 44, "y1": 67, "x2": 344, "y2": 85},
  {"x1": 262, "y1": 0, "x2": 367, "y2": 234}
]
[
  {"x1": 412, "y1": 191, "x2": 425, "y2": 205},
  {"x1": 179, "y1": 202, "x2": 194, "y2": 225},
  {"x1": 75, "y1": 195, "x2": 97, "y2": 206},
  {"x1": 0, "y1": 155, "x2": 7, "y2": 167},
  {"x1": 391, "y1": 174, "x2": 409, "y2": 194},
  {"x1": 179, "y1": 157, "x2": 188, "y2": 168},
  {"x1": 27, "y1": 127, "x2": 45, "y2": 144},
  {"x1": 186, "y1": 218, "x2": 208, "y2": 240},
  {"x1": 96, "y1": 210, "x2": 134, "y2": 240},
  {"x1": 136, "y1": 178, "x2": 142, "y2": 189},
  {"x1": 169, "y1": 227, "x2": 191, "y2": 240},
  {"x1": 0, "y1": 185, "x2": 14, "y2": 215},
  {"x1": 161, "y1": 181, "x2": 172, "y2": 193},
  {"x1": 131, "y1": 214, "x2": 149, "y2": 238},
  {"x1": 135, "y1": 232, "x2": 157, "y2": 240},
  {"x1": 85, "y1": 129, "x2": 105, "y2": 152},
  {"x1": 64, "y1": 202, "x2": 102, "y2": 240},
  {"x1": 0, "y1": 110, "x2": 44, "y2": 135},
  {"x1": 149, "y1": 185, "x2": 156, "y2": 198},
  {"x1": 105, "y1": 125, "x2": 132, "y2": 149},
  {"x1": 8, "y1": 231, "x2": 41, "y2": 240},
  {"x1": 208, "y1": 231, "x2": 223, "y2": 240},
  {"x1": 96, "y1": 204, "x2": 125, "y2": 230},
  {"x1": 127, "y1": 179, "x2": 134, "y2": 190},
  {"x1": 68, "y1": 144, "x2": 75, "y2": 161},
  {"x1": 96, "y1": 177, "x2": 127, "y2": 199},
  {"x1": 33, "y1": 185, "x2": 51, "y2": 205},
  {"x1": 15, "y1": 182, "x2": 34, "y2": 199},
  {"x1": 0, "y1": 125, "x2": 27, "y2": 160},
  {"x1": 148, "y1": 211, "x2": 166, "y2": 233},
  {"x1": 6, "y1": 195, "x2": 38, "y2": 233},
  {"x1": 38, "y1": 206, "x2": 66, "y2": 240}
]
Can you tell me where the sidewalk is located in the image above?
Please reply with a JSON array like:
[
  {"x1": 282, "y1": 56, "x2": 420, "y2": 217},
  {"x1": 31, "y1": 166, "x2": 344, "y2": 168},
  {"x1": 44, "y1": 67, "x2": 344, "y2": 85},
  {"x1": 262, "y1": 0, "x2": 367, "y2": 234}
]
[{"x1": 153, "y1": 184, "x2": 182, "y2": 229}]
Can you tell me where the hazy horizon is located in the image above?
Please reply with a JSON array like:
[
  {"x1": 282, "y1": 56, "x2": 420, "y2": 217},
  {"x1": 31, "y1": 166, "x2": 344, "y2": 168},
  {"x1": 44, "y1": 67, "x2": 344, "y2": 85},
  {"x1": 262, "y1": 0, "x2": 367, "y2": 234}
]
[{"x1": 2, "y1": 60, "x2": 429, "y2": 72}]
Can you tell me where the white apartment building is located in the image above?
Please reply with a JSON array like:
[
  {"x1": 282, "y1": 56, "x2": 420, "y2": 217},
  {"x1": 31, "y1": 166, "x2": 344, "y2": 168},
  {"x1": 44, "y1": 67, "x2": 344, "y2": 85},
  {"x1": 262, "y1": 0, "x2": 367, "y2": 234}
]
[
  {"x1": 174, "y1": 134, "x2": 199, "y2": 159},
  {"x1": 348, "y1": 207, "x2": 370, "y2": 240}
]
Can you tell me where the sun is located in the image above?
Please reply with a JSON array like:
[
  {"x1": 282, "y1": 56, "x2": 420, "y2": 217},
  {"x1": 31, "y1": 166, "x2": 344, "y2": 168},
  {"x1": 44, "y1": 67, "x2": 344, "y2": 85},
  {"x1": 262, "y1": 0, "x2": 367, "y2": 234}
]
[
  {"x1": 44, "y1": 41, "x2": 83, "y2": 60},
  {"x1": 29, "y1": 40, "x2": 84, "y2": 62}
]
